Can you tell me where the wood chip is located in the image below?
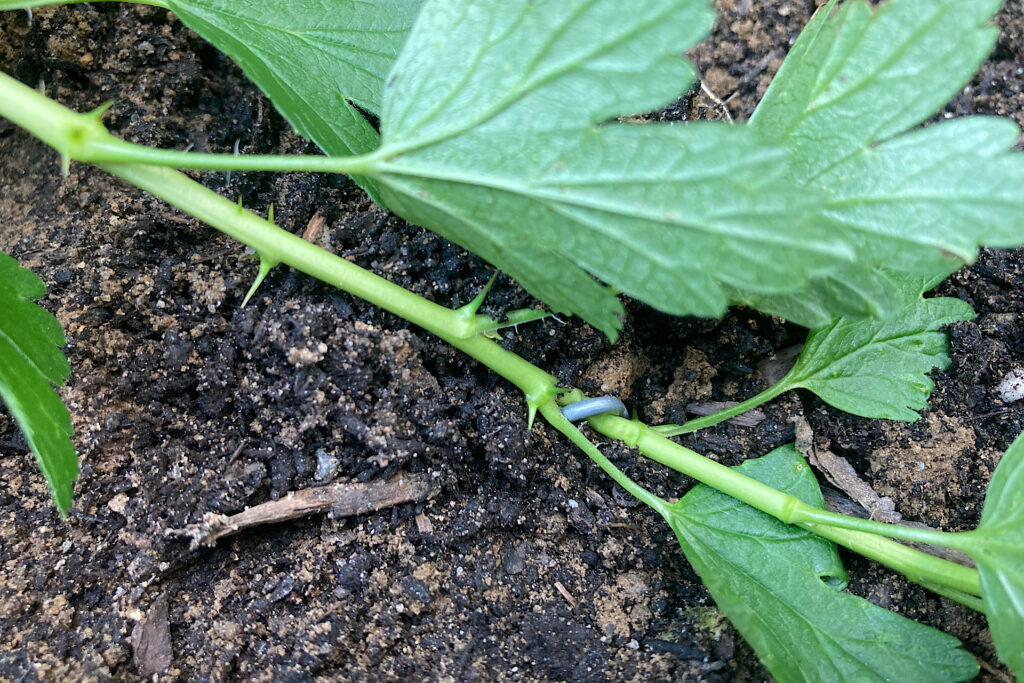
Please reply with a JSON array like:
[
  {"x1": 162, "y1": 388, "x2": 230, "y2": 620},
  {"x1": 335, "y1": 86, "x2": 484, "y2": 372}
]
[
  {"x1": 167, "y1": 473, "x2": 435, "y2": 549},
  {"x1": 793, "y1": 416, "x2": 900, "y2": 523},
  {"x1": 554, "y1": 581, "x2": 578, "y2": 609},
  {"x1": 757, "y1": 344, "x2": 803, "y2": 386},
  {"x1": 686, "y1": 401, "x2": 766, "y2": 428},
  {"x1": 301, "y1": 211, "x2": 326, "y2": 244},
  {"x1": 131, "y1": 593, "x2": 172, "y2": 677},
  {"x1": 415, "y1": 513, "x2": 433, "y2": 534}
]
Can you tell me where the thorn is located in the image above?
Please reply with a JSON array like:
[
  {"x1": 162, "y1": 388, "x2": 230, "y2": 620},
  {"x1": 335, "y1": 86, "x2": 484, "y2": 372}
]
[
  {"x1": 182, "y1": 142, "x2": 194, "y2": 153},
  {"x1": 60, "y1": 153, "x2": 70, "y2": 177},
  {"x1": 462, "y1": 271, "x2": 498, "y2": 316},
  {"x1": 242, "y1": 255, "x2": 278, "y2": 307},
  {"x1": 527, "y1": 403, "x2": 538, "y2": 430},
  {"x1": 225, "y1": 138, "x2": 241, "y2": 184},
  {"x1": 36, "y1": 78, "x2": 45, "y2": 95},
  {"x1": 87, "y1": 100, "x2": 114, "y2": 121},
  {"x1": 236, "y1": 196, "x2": 244, "y2": 213},
  {"x1": 267, "y1": 204, "x2": 275, "y2": 224}
]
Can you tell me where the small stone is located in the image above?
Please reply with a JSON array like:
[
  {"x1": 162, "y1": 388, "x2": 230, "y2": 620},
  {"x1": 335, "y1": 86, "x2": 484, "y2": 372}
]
[
  {"x1": 997, "y1": 368, "x2": 1024, "y2": 403},
  {"x1": 314, "y1": 449, "x2": 340, "y2": 482},
  {"x1": 107, "y1": 492, "x2": 129, "y2": 514},
  {"x1": 568, "y1": 502, "x2": 596, "y2": 535},
  {"x1": 501, "y1": 544, "x2": 526, "y2": 575}
]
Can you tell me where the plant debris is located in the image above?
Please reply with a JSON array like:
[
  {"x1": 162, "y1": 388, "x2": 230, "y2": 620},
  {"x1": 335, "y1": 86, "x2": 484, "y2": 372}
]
[{"x1": 167, "y1": 473, "x2": 435, "y2": 549}]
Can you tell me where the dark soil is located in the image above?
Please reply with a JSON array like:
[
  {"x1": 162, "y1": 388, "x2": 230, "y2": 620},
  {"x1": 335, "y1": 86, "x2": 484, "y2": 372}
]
[{"x1": 1, "y1": 2, "x2": 1023, "y2": 680}]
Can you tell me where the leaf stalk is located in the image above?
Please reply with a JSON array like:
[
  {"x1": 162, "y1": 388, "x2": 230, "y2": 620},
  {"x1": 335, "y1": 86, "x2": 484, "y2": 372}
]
[
  {"x1": 655, "y1": 382, "x2": 789, "y2": 434},
  {"x1": 588, "y1": 414, "x2": 983, "y2": 603}
]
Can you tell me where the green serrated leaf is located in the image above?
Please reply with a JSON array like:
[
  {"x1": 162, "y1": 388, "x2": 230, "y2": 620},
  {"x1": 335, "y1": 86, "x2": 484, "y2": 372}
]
[
  {"x1": 0, "y1": 250, "x2": 77, "y2": 515},
  {"x1": 368, "y1": 0, "x2": 872, "y2": 339},
  {"x1": 752, "y1": 0, "x2": 1000, "y2": 183},
  {"x1": 166, "y1": 0, "x2": 421, "y2": 202},
  {"x1": 746, "y1": 0, "x2": 1024, "y2": 322},
  {"x1": 822, "y1": 116, "x2": 1024, "y2": 271},
  {"x1": 731, "y1": 264, "x2": 907, "y2": 329},
  {"x1": 670, "y1": 444, "x2": 978, "y2": 682},
  {"x1": 952, "y1": 431, "x2": 1024, "y2": 676},
  {"x1": 776, "y1": 273, "x2": 974, "y2": 421}
]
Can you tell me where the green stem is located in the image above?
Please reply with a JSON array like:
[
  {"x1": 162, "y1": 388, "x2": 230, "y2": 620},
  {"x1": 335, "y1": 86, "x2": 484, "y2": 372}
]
[
  {"x1": 474, "y1": 308, "x2": 556, "y2": 335},
  {"x1": 793, "y1": 506, "x2": 963, "y2": 547},
  {"x1": 588, "y1": 414, "x2": 982, "y2": 601},
  {"x1": 655, "y1": 381, "x2": 789, "y2": 435},
  {"x1": 0, "y1": 71, "x2": 378, "y2": 177},
  {"x1": 86, "y1": 139, "x2": 381, "y2": 176},
  {"x1": 800, "y1": 523, "x2": 982, "y2": 610},
  {"x1": 102, "y1": 162, "x2": 558, "y2": 411},
  {"x1": 916, "y1": 582, "x2": 986, "y2": 613},
  {"x1": 0, "y1": 67, "x2": 986, "y2": 609},
  {"x1": 539, "y1": 403, "x2": 669, "y2": 517}
]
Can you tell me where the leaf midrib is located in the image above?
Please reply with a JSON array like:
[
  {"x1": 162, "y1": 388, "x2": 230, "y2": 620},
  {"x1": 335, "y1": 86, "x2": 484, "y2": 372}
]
[
  {"x1": 374, "y1": 161, "x2": 848, "y2": 258},
  {"x1": 380, "y1": 0, "x2": 687, "y2": 158}
]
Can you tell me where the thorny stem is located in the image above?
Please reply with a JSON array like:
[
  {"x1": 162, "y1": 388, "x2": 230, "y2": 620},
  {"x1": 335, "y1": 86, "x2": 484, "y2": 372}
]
[
  {"x1": 0, "y1": 71, "x2": 380, "y2": 177},
  {"x1": 88, "y1": 138, "x2": 383, "y2": 176},
  {"x1": 0, "y1": 69, "x2": 985, "y2": 608},
  {"x1": 104, "y1": 161, "x2": 561, "y2": 413},
  {"x1": 587, "y1": 415, "x2": 983, "y2": 603}
]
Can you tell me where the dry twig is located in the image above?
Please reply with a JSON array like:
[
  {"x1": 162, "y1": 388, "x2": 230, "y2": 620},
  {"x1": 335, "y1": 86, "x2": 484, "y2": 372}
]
[{"x1": 167, "y1": 473, "x2": 434, "y2": 549}]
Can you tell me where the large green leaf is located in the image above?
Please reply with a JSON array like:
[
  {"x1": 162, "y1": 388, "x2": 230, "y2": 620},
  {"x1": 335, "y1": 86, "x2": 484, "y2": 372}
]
[
  {"x1": 952, "y1": 431, "x2": 1024, "y2": 676},
  {"x1": 775, "y1": 274, "x2": 974, "y2": 421},
  {"x1": 0, "y1": 251, "x2": 77, "y2": 514},
  {"x1": 166, "y1": 0, "x2": 421, "y2": 201},
  {"x1": 748, "y1": 0, "x2": 1024, "y2": 323},
  {"x1": 366, "y1": 0, "x2": 872, "y2": 339},
  {"x1": 669, "y1": 444, "x2": 978, "y2": 682}
]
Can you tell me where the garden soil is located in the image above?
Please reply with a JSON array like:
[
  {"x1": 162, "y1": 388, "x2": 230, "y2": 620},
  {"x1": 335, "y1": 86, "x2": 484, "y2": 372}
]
[{"x1": 2, "y1": 1, "x2": 1024, "y2": 680}]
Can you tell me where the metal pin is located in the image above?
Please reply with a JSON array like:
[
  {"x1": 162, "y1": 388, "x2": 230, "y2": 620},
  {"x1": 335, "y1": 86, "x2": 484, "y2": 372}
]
[{"x1": 561, "y1": 396, "x2": 629, "y2": 422}]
